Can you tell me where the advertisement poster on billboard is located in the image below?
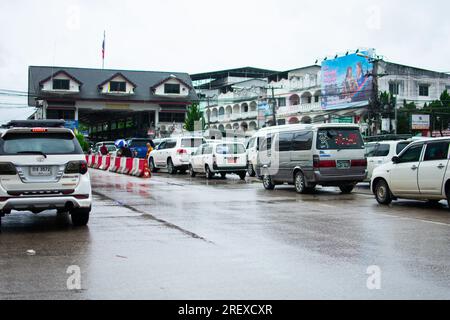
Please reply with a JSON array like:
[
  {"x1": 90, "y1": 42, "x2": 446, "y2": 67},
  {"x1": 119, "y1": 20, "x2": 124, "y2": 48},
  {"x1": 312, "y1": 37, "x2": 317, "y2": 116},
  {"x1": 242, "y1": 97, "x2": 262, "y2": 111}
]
[
  {"x1": 321, "y1": 50, "x2": 374, "y2": 110},
  {"x1": 411, "y1": 114, "x2": 430, "y2": 130},
  {"x1": 257, "y1": 102, "x2": 272, "y2": 128}
]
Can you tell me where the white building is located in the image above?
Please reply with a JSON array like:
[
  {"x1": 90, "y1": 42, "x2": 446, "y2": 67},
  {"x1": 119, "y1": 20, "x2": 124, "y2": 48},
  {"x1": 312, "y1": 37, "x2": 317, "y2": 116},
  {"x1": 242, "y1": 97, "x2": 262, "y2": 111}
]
[{"x1": 28, "y1": 66, "x2": 198, "y2": 140}]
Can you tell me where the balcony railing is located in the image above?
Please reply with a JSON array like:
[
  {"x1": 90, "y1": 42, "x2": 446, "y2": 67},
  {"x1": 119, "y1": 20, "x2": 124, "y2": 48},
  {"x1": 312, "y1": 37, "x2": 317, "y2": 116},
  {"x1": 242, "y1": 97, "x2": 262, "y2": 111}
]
[{"x1": 276, "y1": 102, "x2": 322, "y2": 116}]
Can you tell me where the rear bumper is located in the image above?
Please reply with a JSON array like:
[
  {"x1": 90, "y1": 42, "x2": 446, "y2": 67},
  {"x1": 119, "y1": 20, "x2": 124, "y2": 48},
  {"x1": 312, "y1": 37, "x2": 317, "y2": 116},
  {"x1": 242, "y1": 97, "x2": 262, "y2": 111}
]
[
  {"x1": 212, "y1": 164, "x2": 247, "y2": 172},
  {"x1": 0, "y1": 194, "x2": 92, "y2": 212},
  {"x1": 312, "y1": 170, "x2": 367, "y2": 185}
]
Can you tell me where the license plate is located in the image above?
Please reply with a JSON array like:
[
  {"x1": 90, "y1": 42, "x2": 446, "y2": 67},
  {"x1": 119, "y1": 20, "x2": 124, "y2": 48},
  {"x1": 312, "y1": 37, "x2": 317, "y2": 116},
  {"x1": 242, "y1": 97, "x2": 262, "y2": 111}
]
[
  {"x1": 227, "y1": 157, "x2": 237, "y2": 164},
  {"x1": 336, "y1": 160, "x2": 351, "y2": 169},
  {"x1": 29, "y1": 166, "x2": 52, "y2": 176}
]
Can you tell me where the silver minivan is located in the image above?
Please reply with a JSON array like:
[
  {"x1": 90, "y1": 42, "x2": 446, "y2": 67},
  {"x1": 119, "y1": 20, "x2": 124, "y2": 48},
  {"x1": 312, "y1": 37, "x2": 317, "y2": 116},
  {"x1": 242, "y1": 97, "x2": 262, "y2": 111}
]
[{"x1": 257, "y1": 123, "x2": 367, "y2": 194}]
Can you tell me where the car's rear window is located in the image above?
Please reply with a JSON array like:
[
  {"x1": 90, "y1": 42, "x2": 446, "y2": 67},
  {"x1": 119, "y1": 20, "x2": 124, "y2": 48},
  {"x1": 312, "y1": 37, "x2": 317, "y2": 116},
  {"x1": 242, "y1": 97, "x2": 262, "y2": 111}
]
[
  {"x1": 317, "y1": 128, "x2": 364, "y2": 150},
  {"x1": 215, "y1": 144, "x2": 246, "y2": 155},
  {"x1": 181, "y1": 138, "x2": 204, "y2": 148},
  {"x1": 0, "y1": 132, "x2": 83, "y2": 155}
]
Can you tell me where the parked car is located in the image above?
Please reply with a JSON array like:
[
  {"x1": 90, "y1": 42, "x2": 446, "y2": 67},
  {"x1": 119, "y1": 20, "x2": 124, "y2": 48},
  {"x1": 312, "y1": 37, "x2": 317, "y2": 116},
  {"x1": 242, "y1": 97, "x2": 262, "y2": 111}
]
[
  {"x1": 256, "y1": 123, "x2": 367, "y2": 194},
  {"x1": 372, "y1": 137, "x2": 450, "y2": 206},
  {"x1": 148, "y1": 136, "x2": 206, "y2": 174},
  {"x1": 0, "y1": 120, "x2": 92, "y2": 227},
  {"x1": 246, "y1": 126, "x2": 287, "y2": 178},
  {"x1": 127, "y1": 138, "x2": 155, "y2": 158},
  {"x1": 365, "y1": 140, "x2": 410, "y2": 181},
  {"x1": 93, "y1": 141, "x2": 117, "y2": 156},
  {"x1": 189, "y1": 142, "x2": 247, "y2": 180}
]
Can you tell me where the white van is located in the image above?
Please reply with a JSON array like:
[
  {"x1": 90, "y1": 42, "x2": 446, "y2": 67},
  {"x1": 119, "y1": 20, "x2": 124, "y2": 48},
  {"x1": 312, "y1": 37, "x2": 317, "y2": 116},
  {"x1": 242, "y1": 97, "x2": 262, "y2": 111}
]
[
  {"x1": 246, "y1": 126, "x2": 281, "y2": 177},
  {"x1": 255, "y1": 123, "x2": 367, "y2": 193}
]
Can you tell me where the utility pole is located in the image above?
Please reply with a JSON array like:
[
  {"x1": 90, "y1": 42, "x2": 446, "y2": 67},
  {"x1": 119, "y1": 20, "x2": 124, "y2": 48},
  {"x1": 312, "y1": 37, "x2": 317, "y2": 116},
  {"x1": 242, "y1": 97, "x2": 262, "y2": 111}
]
[{"x1": 271, "y1": 86, "x2": 277, "y2": 126}]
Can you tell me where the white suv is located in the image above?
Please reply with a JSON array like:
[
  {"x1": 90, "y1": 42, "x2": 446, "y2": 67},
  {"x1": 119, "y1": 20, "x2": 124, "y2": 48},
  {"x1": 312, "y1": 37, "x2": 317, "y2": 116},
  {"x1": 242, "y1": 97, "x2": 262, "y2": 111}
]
[
  {"x1": 0, "y1": 120, "x2": 92, "y2": 228},
  {"x1": 148, "y1": 136, "x2": 206, "y2": 174},
  {"x1": 189, "y1": 142, "x2": 247, "y2": 180},
  {"x1": 371, "y1": 137, "x2": 450, "y2": 206},
  {"x1": 365, "y1": 140, "x2": 410, "y2": 181}
]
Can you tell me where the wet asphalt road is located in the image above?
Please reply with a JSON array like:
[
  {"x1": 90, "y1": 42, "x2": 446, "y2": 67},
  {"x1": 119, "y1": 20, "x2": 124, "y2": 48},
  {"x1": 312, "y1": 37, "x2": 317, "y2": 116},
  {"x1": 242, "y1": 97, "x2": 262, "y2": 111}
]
[{"x1": 1, "y1": 169, "x2": 450, "y2": 299}]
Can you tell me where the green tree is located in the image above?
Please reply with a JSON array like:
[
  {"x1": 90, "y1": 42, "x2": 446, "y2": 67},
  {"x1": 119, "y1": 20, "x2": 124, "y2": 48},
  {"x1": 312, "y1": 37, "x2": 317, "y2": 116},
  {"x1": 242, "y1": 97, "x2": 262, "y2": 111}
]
[
  {"x1": 440, "y1": 89, "x2": 450, "y2": 108},
  {"x1": 183, "y1": 103, "x2": 206, "y2": 132},
  {"x1": 396, "y1": 100, "x2": 418, "y2": 134},
  {"x1": 76, "y1": 132, "x2": 90, "y2": 153}
]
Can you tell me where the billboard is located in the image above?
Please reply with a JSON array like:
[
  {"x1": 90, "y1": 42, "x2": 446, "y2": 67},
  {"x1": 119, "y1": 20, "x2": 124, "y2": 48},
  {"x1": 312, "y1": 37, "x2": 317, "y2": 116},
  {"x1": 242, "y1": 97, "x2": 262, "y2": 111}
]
[
  {"x1": 411, "y1": 114, "x2": 430, "y2": 130},
  {"x1": 321, "y1": 50, "x2": 374, "y2": 110}
]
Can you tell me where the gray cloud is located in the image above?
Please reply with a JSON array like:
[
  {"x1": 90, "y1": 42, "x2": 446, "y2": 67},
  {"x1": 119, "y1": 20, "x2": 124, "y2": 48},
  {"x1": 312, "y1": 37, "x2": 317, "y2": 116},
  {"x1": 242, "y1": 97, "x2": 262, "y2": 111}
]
[{"x1": 0, "y1": 0, "x2": 449, "y2": 92}]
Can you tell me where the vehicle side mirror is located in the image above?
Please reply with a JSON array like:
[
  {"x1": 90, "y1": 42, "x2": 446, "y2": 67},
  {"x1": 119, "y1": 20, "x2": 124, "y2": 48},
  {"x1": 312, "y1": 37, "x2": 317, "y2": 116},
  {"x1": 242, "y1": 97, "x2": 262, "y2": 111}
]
[{"x1": 392, "y1": 156, "x2": 400, "y2": 164}]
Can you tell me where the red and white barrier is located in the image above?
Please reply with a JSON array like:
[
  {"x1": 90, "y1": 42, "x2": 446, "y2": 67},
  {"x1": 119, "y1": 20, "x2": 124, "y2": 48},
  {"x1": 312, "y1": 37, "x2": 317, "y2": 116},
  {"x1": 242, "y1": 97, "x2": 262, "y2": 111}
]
[
  {"x1": 89, "y1": 155, "x2": 151, "y2": 178},
  {"x1": 99, "y1": 156, "x2": 111, "y2": 170}
]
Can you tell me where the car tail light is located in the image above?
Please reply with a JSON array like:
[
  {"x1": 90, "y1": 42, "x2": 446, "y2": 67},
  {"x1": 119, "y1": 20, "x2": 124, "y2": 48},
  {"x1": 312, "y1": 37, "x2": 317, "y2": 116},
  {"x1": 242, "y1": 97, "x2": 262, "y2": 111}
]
[
  {"x1": 65, "y1": 161, "x2": 88, "y2": 175},
  {"x1": 351, "y1": 159, "x2": 368, "y2": 167},
  {"x1": 313, "y1": 155, "x2": 320, "y2": 169},
  {"x1": 74, "y1": 194, "x2": 90, "y2": 199},
  {"x1": 31, "y1": 128, "x2": 48, "y2": 133},
  {"x1": 313, "y1": 156, "x2": 336, "y2": 168},
  {"x1": 0, "y1": 162, "x2": 17, "y2": 175},
  {"x1": 319, "y1": 160, "x2": 336, "y2": 168},
  {"x1": 177, "y1": 149, "x2": 188, "y2": 154}
]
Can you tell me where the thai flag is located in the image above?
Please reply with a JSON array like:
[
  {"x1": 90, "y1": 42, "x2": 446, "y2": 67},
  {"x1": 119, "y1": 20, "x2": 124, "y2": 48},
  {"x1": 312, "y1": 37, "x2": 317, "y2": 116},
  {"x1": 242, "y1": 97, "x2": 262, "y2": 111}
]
[{"x1": 102, "y1": 31, "x2": 105, "y2": 59}]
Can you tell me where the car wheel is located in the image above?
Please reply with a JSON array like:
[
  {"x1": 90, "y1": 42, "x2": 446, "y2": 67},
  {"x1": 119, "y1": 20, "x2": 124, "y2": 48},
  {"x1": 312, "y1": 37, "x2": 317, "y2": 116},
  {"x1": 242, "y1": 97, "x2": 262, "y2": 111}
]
[
  {"x1": 220, "y1": 172, "x2": 227, "y2": 179},
  {"x1": 238, "y1": 172, "x2": 246, "y2": 180},
  {"x1": 71, "y1": 207, "x2": 90, "y2": 227},
  {"x1": 205, "y1": 165, "x2": 214, "y2": 179},
  {"x1": 189, "y1": 165, "x2": 196, "y2": 177},
  {"x1": 167, "y1": 159, "x2": 177, "y2": 175},
  {"x1": 149, "y1": 158, "x2": 158, "y2": 173},
  {"x1": 294, "y1": 171, "x2": 308, "y2": 194},
  {"x1": 262, "y1": 174, "x2": 275, "y2": 190},
  {"x1": 374, "y1": 180, "x2": 392, "y2": 205},
  {"x1": 339, "y1": 184, "x2": 355, "y2": 194},
  {"x1": 247, "y1": 162, "x2": 256, "y2": 177}
]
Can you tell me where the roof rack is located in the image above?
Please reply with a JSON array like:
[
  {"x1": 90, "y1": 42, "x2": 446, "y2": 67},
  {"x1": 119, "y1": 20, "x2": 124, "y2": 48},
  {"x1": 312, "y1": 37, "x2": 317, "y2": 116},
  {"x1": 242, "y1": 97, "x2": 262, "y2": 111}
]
[
  {"x1": 5, "y1": 120, "x2": 66, "y2": 128},
  {"x1": 364, "y1": 134, "x2": 412, "y2": 142}
]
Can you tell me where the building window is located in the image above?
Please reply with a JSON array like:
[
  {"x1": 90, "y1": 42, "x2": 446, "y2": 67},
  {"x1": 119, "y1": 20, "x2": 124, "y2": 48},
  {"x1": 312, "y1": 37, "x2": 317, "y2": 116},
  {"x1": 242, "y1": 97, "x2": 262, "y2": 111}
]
[
  {"x1": 389, "y1": 83, "x2": 400, "y2": 95},
  {"x1": 110, "y1": 81, "x2": 126, "y2": 92},
  {"x1": 52, "y1": 79, "x2": 70, "y2": 90},
  {"x1": 419, "y1": 84, "x2": 429, "y2": 97},
  {"x1": 159, "y1": 112, "x2": 185, "y2": 122},
  {"x1": 164, "y1": 83, "x2": 181, "y2": 94},
  {"x1": 46, "y1": 109, "x2": 75, "y2": 120},
  {"x1": 278, "y1": 98, "x2": 286, "y2": 107},
  {"x1": 314, "y1": 95, "x2": 320, "y2": 103}
]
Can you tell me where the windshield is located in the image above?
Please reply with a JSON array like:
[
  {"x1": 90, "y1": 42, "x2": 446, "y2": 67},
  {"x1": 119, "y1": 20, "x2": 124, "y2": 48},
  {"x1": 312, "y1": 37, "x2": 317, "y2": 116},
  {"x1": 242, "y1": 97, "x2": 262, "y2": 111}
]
[
  {"x1": 181, "y1": 138, "x2": 204, "y2": 148},
  {"x1": 215, "y1": 144, "x2": 246, "y2": 154},
  {"x1": 317, "y1": 128, "x2": 364, "y2": 150},
  {"x1": 0, "y1": 132, "x2": 83, "y2": 155}
]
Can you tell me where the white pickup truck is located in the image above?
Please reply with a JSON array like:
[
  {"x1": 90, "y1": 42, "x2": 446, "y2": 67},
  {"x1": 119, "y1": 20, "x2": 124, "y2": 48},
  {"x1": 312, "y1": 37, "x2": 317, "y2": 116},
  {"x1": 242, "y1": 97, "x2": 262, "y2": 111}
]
[{"x1": 371, "y1": 137, "x2": 450, "y2": 206}]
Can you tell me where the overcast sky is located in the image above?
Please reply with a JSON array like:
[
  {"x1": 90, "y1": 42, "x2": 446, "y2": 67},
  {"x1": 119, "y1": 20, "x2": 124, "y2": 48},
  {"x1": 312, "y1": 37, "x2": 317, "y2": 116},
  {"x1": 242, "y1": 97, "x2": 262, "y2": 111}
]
[{"x1": 0, "y1": 0, "x2": 449, "y2": 94}]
